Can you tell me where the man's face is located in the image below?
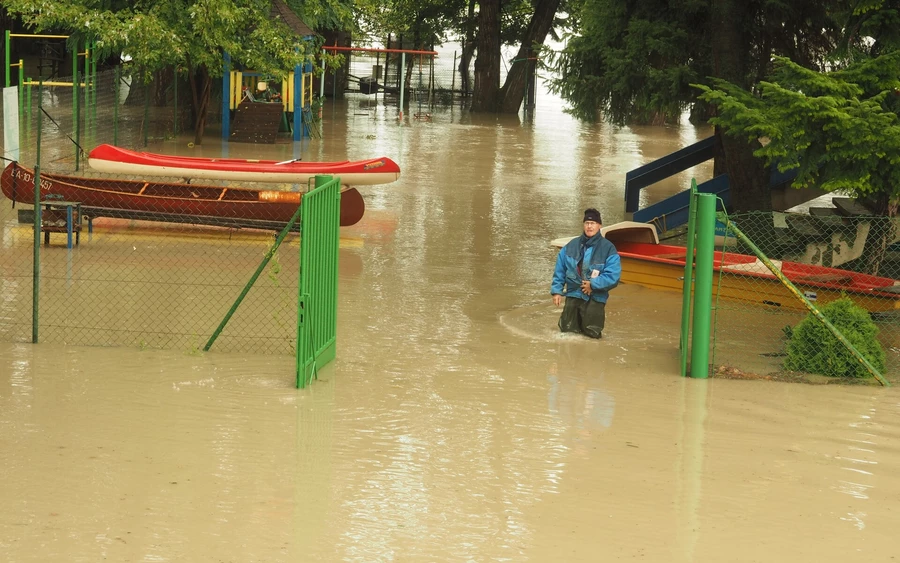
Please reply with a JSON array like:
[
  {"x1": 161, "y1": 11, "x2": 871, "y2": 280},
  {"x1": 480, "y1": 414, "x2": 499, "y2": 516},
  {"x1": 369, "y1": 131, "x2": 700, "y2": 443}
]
[{"x1": 583, "y1": 220, "x2": 601, "y2": 237}]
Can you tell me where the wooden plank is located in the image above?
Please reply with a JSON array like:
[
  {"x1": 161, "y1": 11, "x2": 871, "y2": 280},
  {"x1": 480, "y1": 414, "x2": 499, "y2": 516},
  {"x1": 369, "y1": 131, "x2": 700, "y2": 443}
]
[
  {"x1": 832, "y1": 197, "x2": 873, "y2": 217},
  {"x1": 809, "y1": 206, "x2": 838, "y2": 217},
  {"x1": 229, "y1": 101, "x2": 284, "y2": 144}
]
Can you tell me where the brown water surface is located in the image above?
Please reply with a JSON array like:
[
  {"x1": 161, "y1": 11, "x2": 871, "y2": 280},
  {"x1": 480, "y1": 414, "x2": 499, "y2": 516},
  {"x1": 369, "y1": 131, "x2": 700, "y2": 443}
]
[{"x1": 3, "y1": 92, "x2": 900, "y2": 561}]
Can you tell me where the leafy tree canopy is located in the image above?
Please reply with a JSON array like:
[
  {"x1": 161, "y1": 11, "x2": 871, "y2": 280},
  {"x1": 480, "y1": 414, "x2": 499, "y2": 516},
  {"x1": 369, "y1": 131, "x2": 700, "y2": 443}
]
[
  {"x1": 696, "y1": 53, "x2": 900, "y2": 202},
  {"x1": 1, "y1": 0, "x2": 352, "y2": 79},
  {"x1": 544, "y1": 0, "x2": 846, "y2": 125}
]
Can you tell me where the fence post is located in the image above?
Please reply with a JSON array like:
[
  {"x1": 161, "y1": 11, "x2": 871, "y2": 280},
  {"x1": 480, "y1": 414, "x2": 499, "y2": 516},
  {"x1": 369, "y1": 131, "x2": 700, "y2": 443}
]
[
  {"x1": 680, "y1": 179, "x2": 698, "y2": 377},
  {"x1": 690, "y1": 193, "x2": 716, "y2": 378},
  {"x1": 114, "y1": 66, "x2": 120, "y2": 145},
  {"x1": 32, "y1": 81, "x2": 44, "y2": 343}
]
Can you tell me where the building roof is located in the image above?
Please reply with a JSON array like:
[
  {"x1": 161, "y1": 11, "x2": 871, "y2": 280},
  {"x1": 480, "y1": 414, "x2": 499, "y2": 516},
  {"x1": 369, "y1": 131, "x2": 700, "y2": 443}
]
[{"x1": 272, "y1": 0, "x2": 316, "y2": 39}]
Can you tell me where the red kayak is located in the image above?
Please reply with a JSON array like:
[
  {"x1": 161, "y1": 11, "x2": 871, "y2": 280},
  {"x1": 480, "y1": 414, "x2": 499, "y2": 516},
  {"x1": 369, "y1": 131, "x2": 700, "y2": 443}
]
[
  {"x1": 1, "y1": 162, "x2": 365, "y2": 227},
  {"x1": 87, "y1": 143, "x2": 401, "y2": 185}
]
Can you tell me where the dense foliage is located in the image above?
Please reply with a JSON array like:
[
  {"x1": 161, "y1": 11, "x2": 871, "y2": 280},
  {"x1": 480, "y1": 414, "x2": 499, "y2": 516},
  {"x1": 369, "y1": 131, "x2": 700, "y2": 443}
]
[
  {"x1": 543, "y1": 1, "x2": 900, "y2": 211},
  {"x1": 0, "y1": 0, "x2": 338, "y2": 79},
  {"x1": 695, "y1": 54, "x2": 900, "y2": 205},
  {"x1": 784, "y1": 297, "x2": 886, "y2": 378}
]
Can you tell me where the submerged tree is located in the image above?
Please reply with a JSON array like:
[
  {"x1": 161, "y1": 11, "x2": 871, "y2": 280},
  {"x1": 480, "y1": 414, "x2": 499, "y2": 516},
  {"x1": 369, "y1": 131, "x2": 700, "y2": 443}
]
[{"x1": 470, "y1": 0, "x2": 565, "y2": 113}]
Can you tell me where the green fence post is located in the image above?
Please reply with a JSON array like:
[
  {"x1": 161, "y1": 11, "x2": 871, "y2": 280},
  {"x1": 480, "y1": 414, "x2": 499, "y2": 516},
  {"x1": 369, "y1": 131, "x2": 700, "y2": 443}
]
[
  {"x1": 680, "y1": 179, "x2": 699, "y2": 377},
  {"x1": 114, "y1": 66, "x2": 120, "y2": 145},
  {"x1": 4, "y1": 30, "x2": 10, "y2": 87},
  {"x1": 17, "y1": 60, "x2": 23, "y2": 118},
  {"x1": 690, "y1": 193, "x2": 716, "y2": 378},
  {"x1": 26, "y1": 77, "x2": 32, "y2": 133},
  {"x1": 143, "y1": 82, "x2": 150, "y2": 146},
  {"x1": 173, "y1": 66, "x2": 178, "y2": 138},
  {"x1": 32, "y1": 81, "x2": 44, "y2": 343},
  {"x1": 73, "y1": 41, "x2": 80, "y2": 171}
]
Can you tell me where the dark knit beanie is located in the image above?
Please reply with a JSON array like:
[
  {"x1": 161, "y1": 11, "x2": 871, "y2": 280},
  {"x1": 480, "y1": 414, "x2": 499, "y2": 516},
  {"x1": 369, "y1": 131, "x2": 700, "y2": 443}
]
[{"x1": 583, "y1": 208, "x2": 602, "y2": 223}]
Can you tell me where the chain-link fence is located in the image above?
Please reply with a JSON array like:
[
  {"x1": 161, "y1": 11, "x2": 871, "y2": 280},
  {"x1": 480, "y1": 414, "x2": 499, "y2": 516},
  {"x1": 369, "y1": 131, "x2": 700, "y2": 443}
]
[
  {"x1": 710, "y1": 210, "x2": 900, "y2": 380},
  {"x1": 345, "y1": 49, "x2": 466, "y2": 107},
  {"x1": 0, "y1": 71, "x2": 358, "y2": 355}
]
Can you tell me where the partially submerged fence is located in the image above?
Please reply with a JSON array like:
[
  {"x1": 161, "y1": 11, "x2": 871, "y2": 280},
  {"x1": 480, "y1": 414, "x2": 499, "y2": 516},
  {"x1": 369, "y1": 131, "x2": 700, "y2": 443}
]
[
  {"x1": 707, "y1": 208, "x2": 900, "y2": 382},
  {"x1": 1, "y1": 117, "x2": 343, "y2": 382}
]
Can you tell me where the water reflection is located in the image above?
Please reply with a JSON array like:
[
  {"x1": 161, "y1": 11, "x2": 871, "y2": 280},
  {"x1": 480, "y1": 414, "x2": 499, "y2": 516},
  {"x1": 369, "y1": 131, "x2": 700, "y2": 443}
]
[{"x1": 4, "y1": 77, "x2": 900, "y2": 562}]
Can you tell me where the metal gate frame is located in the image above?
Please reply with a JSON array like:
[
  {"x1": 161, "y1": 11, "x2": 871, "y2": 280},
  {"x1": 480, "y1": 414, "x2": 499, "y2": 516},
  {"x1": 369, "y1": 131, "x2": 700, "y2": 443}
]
[{"x1": 296, "y1": 175, "x2": 341, "y2": 388}]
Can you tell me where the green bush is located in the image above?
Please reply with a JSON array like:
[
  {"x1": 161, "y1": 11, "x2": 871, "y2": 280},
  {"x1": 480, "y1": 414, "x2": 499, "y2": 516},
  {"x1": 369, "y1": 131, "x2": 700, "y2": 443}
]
[{"x1": 784, "y1": 297, "x2": 886, "y2": 378}]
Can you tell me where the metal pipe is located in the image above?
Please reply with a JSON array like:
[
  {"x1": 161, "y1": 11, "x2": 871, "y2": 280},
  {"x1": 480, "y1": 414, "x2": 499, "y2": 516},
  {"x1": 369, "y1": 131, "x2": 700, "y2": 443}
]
[
  {"x1": 114, "y1": 66, "x2": 120, "y2": 145},
  {"x1": 4, "y1": 30, "x2": 10, "y2": 88},
  {"x1": 690, "y1": 193, "x2": 716, "y2": 378},
  {"x1": 32, "y1": 81, "x2": 44, "y2": 343},
  {"x1": 399, "y1": 53, "x2": 406, "y2": 120},
  {"x1": 680, "y1": 179, "x2": 698, "y2": 377}
]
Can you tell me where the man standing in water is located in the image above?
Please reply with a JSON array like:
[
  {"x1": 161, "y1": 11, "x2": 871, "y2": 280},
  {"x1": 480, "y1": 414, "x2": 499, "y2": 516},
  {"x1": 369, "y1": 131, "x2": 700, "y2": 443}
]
[{"x1": 551, "y1": 208, "x2": 622, "y2": 338}]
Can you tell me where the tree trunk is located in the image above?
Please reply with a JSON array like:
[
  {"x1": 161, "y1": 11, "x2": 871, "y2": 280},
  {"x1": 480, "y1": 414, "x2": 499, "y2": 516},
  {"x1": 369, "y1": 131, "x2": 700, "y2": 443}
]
[
  {"x1": 458, "y1": 0, "x2": 477, "y2": 95},
  {"x1": 498, "y1": 0, "x2": 562, "y2": 114},
  {"x1": 709, "y1": 0, "x2": 770, "y2": 212},
  {"x1": 860, "y1": 195, "x2": 897, "y2": 276},
  {"x1": 470, "y1": 0, "x2": 501, "y2": 112},
  {"x1": 189, "y1": 64, "x2": 211, "y2": 146}
]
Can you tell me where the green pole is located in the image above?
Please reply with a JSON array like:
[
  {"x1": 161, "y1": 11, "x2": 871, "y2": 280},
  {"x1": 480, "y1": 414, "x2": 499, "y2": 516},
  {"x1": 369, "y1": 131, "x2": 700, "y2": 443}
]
[
  {"x1": 114, "y1": 66, "x2": 120, "y2": 145},
  {"x1": 73, "y1": 40, "x2": 80, "y2": 171},
  {"x1": 32, "y1": 81, "x2": 44, "y2": 343},
  {"x1": 17, "y1": 60, "x2": 23, "y2": 118},
  {"x1": 91, "y1": 42, "x2": 97, "y2": 124},
  {"x1": 143, "y1": 82, "x2": 150, "y2": 146},
  {"x1": 81, "y1": 44, "x2": 89, "y2": 165},
  {"x1": 680, "y1": 179, "x2": 699, "y2": 377},
  {"x1": 26, "y1": 77, "x2": 31, "y2": 133},
  {"x1": 399, "y1": 53, "x2": 406, "y2": 120},
  {"x1": 690, "y1": 193, "x2": 716, "y2": 379},
  {"x1": 4, "y1": 30, "x2": 10, "y2": 88},
  {"x1": 173, "y1": 66, "x2": 178, "y2": 138},
  {"x1": 719, "y1": 213, "x2": 890, "y2": 386},
  {"x1": 204, "y1": 207, "x2": 304, "y2": 351},
  {"x1": 74, "y1": 69, "x2": 81, "y2": 171}
]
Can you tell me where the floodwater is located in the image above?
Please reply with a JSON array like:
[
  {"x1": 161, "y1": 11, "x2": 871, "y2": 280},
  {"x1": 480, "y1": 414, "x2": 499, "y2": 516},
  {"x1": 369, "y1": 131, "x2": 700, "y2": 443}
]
[{"x1": 3, "y1": 90, "x2": 900, "y2": 562}]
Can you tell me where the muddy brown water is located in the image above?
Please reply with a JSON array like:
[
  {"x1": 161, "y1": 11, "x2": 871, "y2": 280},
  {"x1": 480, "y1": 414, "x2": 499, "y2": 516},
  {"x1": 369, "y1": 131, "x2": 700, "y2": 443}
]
[{"x1": 2, "y1": 92, "x2": 900, "y2": 561}]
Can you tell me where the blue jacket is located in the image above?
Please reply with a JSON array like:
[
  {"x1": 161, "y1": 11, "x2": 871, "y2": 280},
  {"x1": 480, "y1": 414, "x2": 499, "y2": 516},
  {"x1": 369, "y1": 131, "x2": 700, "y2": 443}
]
[{"x1": 551, "y1": 235, "x2": 621, "y2": 303}]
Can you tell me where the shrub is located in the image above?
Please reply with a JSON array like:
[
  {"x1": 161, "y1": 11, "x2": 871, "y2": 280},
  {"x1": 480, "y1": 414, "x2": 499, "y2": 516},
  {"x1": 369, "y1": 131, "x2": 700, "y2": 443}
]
[{"x1": 784, "y1": 297, "x2": 885, "y2": 378}]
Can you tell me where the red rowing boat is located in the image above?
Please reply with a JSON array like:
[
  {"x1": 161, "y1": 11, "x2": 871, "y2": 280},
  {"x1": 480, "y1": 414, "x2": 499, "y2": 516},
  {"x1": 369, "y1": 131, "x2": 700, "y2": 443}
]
[
  {"x1": 87, "y1": 144, "x2": 401, "y2": 185},
  {"x1": 0, "y1": 162, "x2": 365, "y2": 227}
]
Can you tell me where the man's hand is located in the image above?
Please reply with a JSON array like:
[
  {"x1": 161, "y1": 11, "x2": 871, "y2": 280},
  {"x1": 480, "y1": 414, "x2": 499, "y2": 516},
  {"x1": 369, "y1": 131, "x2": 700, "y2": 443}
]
[
  {"x1": 553, "y1": 294, "x2": 562, "y2": 307},
  {"x1": 580, "y1": 280, "x2": 592, "y2": 295}
]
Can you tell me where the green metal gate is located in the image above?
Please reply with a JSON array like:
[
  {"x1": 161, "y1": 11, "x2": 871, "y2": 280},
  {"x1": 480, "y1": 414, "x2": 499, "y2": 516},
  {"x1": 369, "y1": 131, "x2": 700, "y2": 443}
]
[{"x1": 296, "y1": 175, "x2": 341, "y2": 388}]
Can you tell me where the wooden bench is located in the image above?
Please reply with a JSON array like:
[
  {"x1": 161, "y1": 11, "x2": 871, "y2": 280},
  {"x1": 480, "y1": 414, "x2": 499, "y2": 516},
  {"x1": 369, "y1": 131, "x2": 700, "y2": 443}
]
[{"x1": 40, "y1": 201, "x2": 82, "y2": 248}]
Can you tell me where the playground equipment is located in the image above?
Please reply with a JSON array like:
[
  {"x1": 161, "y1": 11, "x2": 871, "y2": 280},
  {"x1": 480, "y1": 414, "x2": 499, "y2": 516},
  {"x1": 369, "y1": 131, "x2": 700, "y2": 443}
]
[
  {"x1": 221, "y1": 52, "x2": 315, "y2": 142},
  {"x1": 4, "y1": 31, "x2": 98, "y2": 169}
]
